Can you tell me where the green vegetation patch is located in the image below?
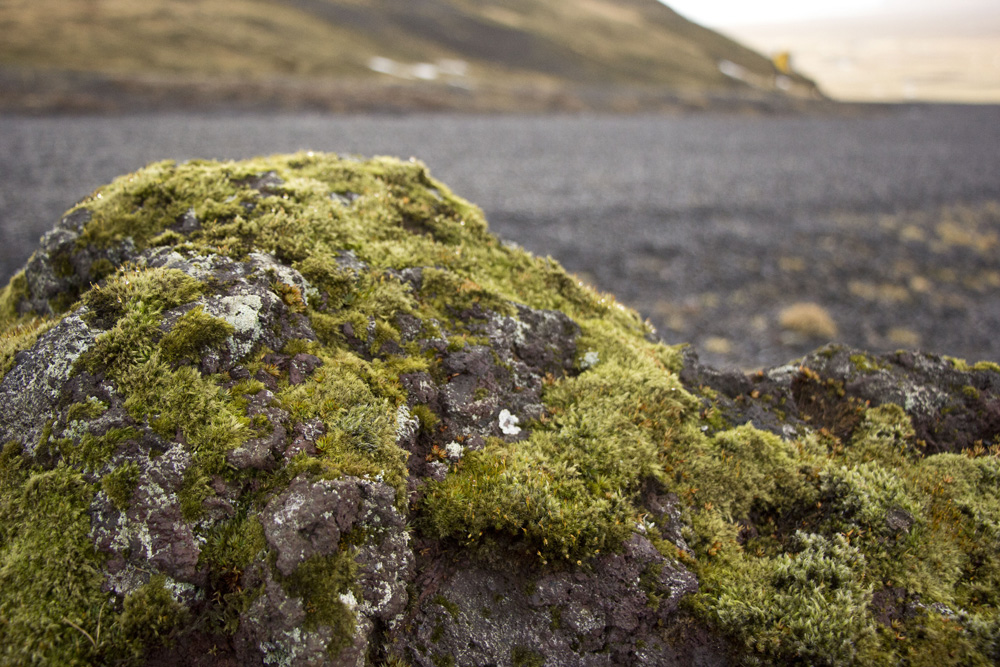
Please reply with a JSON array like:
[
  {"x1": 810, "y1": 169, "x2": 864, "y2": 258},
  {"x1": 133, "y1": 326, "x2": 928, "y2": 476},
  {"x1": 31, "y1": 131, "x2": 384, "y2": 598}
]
[
  {"x1": 420, "y1": 323, "x2": 694, "y2": 563},
  {"x1": 685, "y1": 399, "x2": 1000, "y2": 665},
  {"x1": 198, "y1": 514, "x2": 267, "y2": 634},
  {"x1": 159, "y1": 306, "x2": 234, "y2": 364},
  {"x1": 71, "y1": 264, "x2": 252, "y2": 473},
  {"x1": 276, "y1": 550, "x2": 358, "y2": 658},
  {"x1": 116, "y1": 575, "x2": 189, "y2": 659},
  {"x1": 0, "y1": 464, "x2": 108, "y2": 665},
  {"x1": 101, "y1": 460, "x2": 141, "y2": 511}
]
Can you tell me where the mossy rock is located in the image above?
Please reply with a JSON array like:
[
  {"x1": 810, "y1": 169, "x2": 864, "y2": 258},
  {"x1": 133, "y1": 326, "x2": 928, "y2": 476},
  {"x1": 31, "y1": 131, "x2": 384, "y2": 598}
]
[{"x1": 0, "y1": 153, "x2": 998, "y2": 666}]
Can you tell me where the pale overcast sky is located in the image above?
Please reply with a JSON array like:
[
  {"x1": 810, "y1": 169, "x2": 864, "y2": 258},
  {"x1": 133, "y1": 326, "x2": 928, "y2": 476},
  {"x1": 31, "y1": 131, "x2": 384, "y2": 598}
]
[
  {"x1": 663, "y1": 0, "x2": 997, "y2": 28},
  {"x1": 664, "y1": 0, "x2": 884, "y2": 27}
]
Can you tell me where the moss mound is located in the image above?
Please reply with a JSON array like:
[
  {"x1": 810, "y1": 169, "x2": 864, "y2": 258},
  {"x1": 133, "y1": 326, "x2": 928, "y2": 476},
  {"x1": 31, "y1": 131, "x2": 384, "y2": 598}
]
[{"x1": 0, "y1": 153, "x2": 998, "y2": 665}]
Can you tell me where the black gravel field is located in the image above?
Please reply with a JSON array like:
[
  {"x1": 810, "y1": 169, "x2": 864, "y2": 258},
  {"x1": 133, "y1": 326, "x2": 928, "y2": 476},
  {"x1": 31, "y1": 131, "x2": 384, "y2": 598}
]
[{"x1": 2, "y1": 105, "x2": 999, "y2": 368}]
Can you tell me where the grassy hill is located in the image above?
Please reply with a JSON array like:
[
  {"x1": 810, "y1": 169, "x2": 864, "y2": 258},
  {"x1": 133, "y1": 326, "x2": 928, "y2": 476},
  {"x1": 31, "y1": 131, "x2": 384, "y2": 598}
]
[{"x1": 0, "y1": 0, "x2": 822, "y2": 112}]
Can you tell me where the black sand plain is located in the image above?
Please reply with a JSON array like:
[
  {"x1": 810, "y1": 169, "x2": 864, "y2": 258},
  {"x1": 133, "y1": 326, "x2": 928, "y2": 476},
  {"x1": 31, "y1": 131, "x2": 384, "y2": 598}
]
[{"x1": 1, "y1": 105, "x2": 998, "y2": 368}]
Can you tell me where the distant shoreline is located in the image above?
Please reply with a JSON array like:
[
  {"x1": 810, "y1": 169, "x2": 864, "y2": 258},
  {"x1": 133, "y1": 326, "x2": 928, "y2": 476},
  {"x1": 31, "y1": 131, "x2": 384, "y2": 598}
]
[{"x1": 0, "y1": 67, "x2": 856, "y2": 117}]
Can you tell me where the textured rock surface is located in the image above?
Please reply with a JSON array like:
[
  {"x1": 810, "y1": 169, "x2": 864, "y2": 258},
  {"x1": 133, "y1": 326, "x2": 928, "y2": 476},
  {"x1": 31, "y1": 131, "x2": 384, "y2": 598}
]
[{"x1": 0, "y1": 154, "x2": 998, "y2": 666}]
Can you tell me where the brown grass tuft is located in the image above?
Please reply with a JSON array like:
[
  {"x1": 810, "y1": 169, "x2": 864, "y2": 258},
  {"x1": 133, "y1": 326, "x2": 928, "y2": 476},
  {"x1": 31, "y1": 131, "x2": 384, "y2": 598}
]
[{"x1": 778, "y1": 302, "x2": 838, "y2": 339}]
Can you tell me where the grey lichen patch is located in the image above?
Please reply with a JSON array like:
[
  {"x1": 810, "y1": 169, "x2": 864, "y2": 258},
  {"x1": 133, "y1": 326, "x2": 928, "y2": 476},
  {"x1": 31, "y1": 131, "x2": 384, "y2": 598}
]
[
  {"x1": 0, "y1": 314, "x2": 96, "y2": 451},
  {"x1": 1, "y1": 154, "x2": 999, "y2": 666},
  {"x1": 0, "y1": 305, "x2": 56, "y2": 383}
]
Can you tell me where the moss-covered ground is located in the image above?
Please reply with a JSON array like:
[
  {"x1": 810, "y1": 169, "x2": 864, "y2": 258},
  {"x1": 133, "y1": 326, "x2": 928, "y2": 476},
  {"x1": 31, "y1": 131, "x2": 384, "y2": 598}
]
[{"x1": 0, "y1": 153, "x2": 997, "y2": 665}]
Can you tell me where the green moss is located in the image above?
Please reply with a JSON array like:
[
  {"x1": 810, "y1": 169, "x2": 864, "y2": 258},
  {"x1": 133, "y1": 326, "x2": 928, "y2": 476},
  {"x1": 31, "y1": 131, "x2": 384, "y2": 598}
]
[
  {"x1": 962, "y1": 385, "x2": 982, "y2": 400},
  {"x1": 295, "y1": 255, "x2": 357, "y2": 310},
  {"x1": 911, "y1": 455, "x2": 1000, "y2": 606},
  {"x1": 0, "y1": 465, "x2": 107, "y2": 665},
  {"x1": 844, "y1": 403, "x2": 918, "y2": 467},
  {"x1": 685, "y1": 424, "x2": 821, "y2": 522},
  {"x1": 421, "y1": 321, "x2": 698, "y2": 563},
  {"x1": 432, "y1": 594, "x2": 460, "y2": 620},
  {"x1": 159, "y1": 306, "x2": 234, "y2": 364},
  {"x1": 431, "y1": 653, "x2": 456, "y2": 667},
  {"x1": 972, "y1": 360, "x2": 1000, "y2": 373},
  {"x1": 548, "y1": 605, "x2": 563, "y2": 632},
  {"x1": 279, "y1": 348, "x2": 410, "y2": 501},
  {"x1": 0, "y1": 270, "x2": 28, "y2": 326},
  {"x1": 895, "y1": 611, "x2": 997, "y2": 667},
  {"x1": 0, "y1": 274, "x2": 56, "y2": 382},
  {"x1": 65, "y1": 427, "x2": 140, "y2": 472},
  {"x1": 48, "y1": 290, "x2": 80, "y2": 315},
  {"x1": 4, "y1": 153, "x2": 999, "y2": 664},
  {"x1": 419, "y1": 266, "x2": 514, "y2": 319},
  {"x1": 411, "y1": 404, "x2": 440, "y2": 432},
  {"x1": 117, "y1": 354, "x2": 252, "y2": 473},
  {"x1": 272, "y1": 280, "x2": 307, "y2": 313},
  {"x1": 277, "y1": 550, "x2": 358, "y2": 657},
  {"x1": 77, "y1": 309, "x2": 160, "y2": 380},
  {"x1": 71, "y1": 263, "x2": 250, "y2": 472},
  {"x1": 66, "y1": 397, "x2": 108, "y2": 423},
  {"x1": 178, "y1": 465, "x2": 214, "y2": 522},
  {"x1": 851, "y1": 352, "x2": 890, "y2": 373},
  {"x1": 511, "y1": 646, "x2": 546, "y2": 667},
  {"x1": 116, "y1": 575, "x2": 189, "y2": 658},
  {"x1": 943, "y1": 357, "x2": 1000, "y2": 374},
  {"x1": 0, "y1": 442, "x2": 27, "y2": 495},
  {"x1": 101, "y1": 461, "x2": 141, "y2": 510},
  {"x1": 696, "y1": 402, "x2": 731, "y2": 433},
  {"x1": 198, "y1": 514, "x2": 267, "y2": 634},
  {"x1": 823, "y1": 464, "x2": 919, "y2": 536},
  {"x1": 712, "y1": 532, "x2": 876, "y2": 663},
  {"x1": 682, "y1": 392, "x2": 1000, "y2": 664},
  {"x1": 640, "y1": 560, "x2": 666, "y2": 609},
  {"x1": 80, "y1": 266, "x2": 203, "y2": 329},
  {"x1": 200, "y1": 514, "x2": 267, "y2": 575}
]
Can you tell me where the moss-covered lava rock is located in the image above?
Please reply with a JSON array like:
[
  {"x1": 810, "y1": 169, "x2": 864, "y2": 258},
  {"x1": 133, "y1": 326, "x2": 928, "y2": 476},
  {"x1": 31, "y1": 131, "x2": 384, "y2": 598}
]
[{"x1": 0, "y1": 153, "x2": 998, "y2": 666}]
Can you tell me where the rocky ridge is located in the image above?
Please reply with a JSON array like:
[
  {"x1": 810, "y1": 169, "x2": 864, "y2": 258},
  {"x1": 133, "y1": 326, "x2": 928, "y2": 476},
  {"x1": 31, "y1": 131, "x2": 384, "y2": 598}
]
[{"x1": 0, "y1": 154, "x2": 997, "y2": 665}]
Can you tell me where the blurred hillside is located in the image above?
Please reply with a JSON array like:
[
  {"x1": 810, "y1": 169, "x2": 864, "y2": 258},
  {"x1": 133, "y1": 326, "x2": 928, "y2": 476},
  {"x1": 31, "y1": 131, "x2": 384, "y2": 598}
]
[{"x1": 0, "y1": 0, "x2": 823, "y2": 113}]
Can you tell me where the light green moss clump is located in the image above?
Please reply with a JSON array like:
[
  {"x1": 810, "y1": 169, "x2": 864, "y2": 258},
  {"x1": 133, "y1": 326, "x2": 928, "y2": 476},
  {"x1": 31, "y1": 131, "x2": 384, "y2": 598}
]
[
  {"x1": 420, "y1": 324, "x2": 691, "y2": 563},
  {"x1": 116, "y1": 575, "x2": 190, "y2": 658},
  {"x1": 0, "y1": 464, "x2": 108, "y2": 665},
  {"x1": 159, "y1": 306, "x2": 234, "y2": 364},
  {"x1": 688, "y1": 400, "x2": 1000, "y2": 665},
  {"x1": 101, "y1": 460, "x2": 141, "y2": 511}
]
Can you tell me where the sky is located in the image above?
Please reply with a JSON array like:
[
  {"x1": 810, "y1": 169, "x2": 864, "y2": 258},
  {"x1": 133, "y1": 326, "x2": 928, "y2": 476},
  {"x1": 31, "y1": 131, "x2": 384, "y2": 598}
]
[
  {"x1": 663, "y1": 0, "x2": 885, "y2": 28},
  {"x1": 662, "y1": 0, "x2": 1000, "y2": 103},
  {"x1": 662, "y1": 0, "x2": 997, "y2": 28}
]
